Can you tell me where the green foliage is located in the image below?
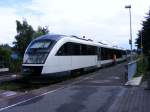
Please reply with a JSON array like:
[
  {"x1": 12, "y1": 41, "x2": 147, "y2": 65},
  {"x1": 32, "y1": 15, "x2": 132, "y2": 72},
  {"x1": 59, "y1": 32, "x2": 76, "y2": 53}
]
[
  {"x1": 13, "y1": 20, "x2": 35, "y2": 57},
  {"x1": 9, "y1": 59, "x2": 22, "y2": 73},
  {"x1": 11, "y1": 20, "x2": 49, "y2": 72},
  {"x1": 13, "y1": 20, "x2": 49, "y2": 58},
  {"x1": 0, "y1": 44, "x2": 11, "y2": 67},
  {"x1": 0, "y1": 44, "x2": 22, "y2": 72},
  {"x1": 135, "y1": 10, "x2": 150, "y2": 55},
  {"x1": 135, "y1": 55, "x2": 148, "y2": 77},
  {"x1": 33, "y1": 26, "x2": 49, "y2": 37}
]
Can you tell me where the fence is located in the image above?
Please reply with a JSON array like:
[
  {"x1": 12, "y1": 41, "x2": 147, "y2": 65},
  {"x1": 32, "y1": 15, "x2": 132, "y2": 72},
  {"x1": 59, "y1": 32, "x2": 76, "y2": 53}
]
[{"x1": 127, "y1": 60, "x2": 139, "y2": 81}]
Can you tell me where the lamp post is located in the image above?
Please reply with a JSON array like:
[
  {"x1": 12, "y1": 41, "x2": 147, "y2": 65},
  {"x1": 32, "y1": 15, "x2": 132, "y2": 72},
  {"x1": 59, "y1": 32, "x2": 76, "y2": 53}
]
[
  {"x1": 125, "y1": 5, "x2": 133, "y2": 61},
  {"x1": 140, "y1": 30, "x2": 143, "y2": 54}
]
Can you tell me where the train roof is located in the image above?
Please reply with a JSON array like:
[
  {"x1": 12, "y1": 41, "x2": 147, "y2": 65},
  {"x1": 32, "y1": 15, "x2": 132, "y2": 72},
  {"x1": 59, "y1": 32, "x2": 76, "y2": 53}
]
[
  {"x1": 34, "y1": 34, "x2": 126, "y2": 51},
  {"x1": 34, "y1": 34, "x2": 64, "y2": 41},
  {"x1": 66, "y1": 35, "x2": 125, "y2": 51}
]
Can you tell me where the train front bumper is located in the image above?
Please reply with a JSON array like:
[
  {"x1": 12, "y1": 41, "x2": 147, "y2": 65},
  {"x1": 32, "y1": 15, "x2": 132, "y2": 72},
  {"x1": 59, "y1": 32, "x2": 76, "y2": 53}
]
[{"x1": 22, "y1": 66, "x2": 43, "y2": 76}]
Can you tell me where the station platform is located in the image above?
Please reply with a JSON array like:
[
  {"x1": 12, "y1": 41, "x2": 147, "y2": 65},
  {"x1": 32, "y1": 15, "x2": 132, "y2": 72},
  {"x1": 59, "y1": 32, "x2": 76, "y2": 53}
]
[{"x1": 0, "y1": 62, "x2": 149, "y2": 112}]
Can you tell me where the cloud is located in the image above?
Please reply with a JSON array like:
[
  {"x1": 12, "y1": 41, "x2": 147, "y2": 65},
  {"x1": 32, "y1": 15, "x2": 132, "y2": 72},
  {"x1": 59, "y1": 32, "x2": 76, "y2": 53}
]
[
  {"x1": 24, "y1": 0, "x2": 150, "y2": 48},
  {"x1": 0, "y1": 7, "x2": 21, "y2": 45},
  {"x1": 0, "y1": 0, "x2": 149, "y2": 49}
]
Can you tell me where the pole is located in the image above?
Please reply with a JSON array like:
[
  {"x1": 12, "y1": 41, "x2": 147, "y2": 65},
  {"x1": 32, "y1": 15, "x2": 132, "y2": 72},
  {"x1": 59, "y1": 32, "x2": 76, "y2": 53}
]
[
  {"x1": 140, "y1": 31, "x2": 143, "y2": 54},
  {"x1": 129, "y1": 7, "x2": 133, "y2": 61},
  {"x1": 125, "y1": 5, "x2": 132, "y2": 61}
]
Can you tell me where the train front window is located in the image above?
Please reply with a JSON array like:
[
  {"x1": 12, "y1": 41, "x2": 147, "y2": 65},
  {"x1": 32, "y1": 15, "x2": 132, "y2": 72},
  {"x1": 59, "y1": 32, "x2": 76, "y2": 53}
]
[
  {"x1": 23, "y1": 40, "x2": 53, "y2": 64},
  {"x1": 30, "y1": 41, "x2": 51, "y2": 49}
]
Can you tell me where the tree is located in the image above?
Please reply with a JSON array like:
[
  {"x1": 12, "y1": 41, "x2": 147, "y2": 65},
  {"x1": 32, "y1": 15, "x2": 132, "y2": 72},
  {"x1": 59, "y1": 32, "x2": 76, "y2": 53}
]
[
  {"x1": 33, "y1": 26, "x2": 49, "y2": 38},
  {"x1": 13, "y1": 20, "x2": 35, "y2": 57},
  {"x1": 135, "y1": 10, "x2": 150, "y2": 55},
  {"x1": 13, "y1": 20, "x2": 49, "y2": 57},
  {"x1": 0, "y1": 44, "x2": 11, "y2": 67}
]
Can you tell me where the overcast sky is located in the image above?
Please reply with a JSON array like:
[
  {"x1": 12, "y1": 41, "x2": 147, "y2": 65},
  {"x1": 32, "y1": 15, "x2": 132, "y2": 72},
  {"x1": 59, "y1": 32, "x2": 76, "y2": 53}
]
[{"x1": 0, "y1": 0, "x2": 150, "y2": 49}]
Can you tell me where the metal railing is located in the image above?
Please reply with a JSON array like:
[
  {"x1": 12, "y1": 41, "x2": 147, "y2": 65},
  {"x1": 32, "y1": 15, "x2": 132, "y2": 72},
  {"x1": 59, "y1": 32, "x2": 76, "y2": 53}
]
[{"x1": 127, "y1": 60, "x2": 137, "y2": 80}]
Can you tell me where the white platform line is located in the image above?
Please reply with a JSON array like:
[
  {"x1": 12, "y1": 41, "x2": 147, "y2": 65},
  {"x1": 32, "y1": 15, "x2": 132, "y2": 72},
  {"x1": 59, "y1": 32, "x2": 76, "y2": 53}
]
[
  {"x1": 0, "y1": 87, "x2": 64, "y2": 112},
  {"x1": 0, "y1": 72, "x2": 96, "y2": 111}
]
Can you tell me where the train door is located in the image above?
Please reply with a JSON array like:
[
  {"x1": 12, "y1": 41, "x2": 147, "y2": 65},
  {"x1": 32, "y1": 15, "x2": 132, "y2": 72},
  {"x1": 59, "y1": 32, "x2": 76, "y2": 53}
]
[{"x1": 97, "y1": 47, "x2": 101, "y2": 67}]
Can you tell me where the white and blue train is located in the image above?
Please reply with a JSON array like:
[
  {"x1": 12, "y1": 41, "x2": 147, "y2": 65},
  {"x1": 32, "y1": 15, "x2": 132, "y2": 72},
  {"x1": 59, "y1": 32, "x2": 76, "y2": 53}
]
[{"x1": 22, "y1": 34, "x2": 127, "y2": 76}]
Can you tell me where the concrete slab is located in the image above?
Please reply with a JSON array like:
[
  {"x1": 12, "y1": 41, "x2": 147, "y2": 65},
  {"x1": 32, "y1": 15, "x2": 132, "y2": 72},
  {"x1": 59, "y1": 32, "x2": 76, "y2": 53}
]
[
  {"x1": 125, "y1": 76, "x2": 143, "y2": 86},
  {"x1": 0, "y1": 68, "x2": 9, "y2": 73}
]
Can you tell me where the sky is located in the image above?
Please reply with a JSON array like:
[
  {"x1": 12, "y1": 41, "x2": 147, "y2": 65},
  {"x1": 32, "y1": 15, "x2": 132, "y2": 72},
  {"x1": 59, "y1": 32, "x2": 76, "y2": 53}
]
[{"x1": 0, "y1": 0, "x2": 150, "y2": 49}]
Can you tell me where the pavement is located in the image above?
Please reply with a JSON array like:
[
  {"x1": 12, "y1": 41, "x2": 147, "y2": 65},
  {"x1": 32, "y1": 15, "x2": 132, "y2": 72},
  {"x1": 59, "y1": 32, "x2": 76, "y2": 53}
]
[
  {"x1": 0, "y1": 62, "x2": 149, "y2": 112},
  {"x1": 125, "y1": 76, "x2": 143, "y2": 86}
]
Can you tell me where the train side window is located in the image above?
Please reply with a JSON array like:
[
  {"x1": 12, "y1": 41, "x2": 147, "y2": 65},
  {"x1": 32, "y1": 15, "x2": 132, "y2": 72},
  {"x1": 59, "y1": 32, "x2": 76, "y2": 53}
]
[
  {"x1": 56, "y1": 42, "x2": 73, "y2": 56},
  {"x1": 81, "y1": 44, "x2": 87, "y2": 55},
  {"x1": 101, "y1": 47, "x2": 104, "y2": 60},
  {"x1": 92, "y1": 46, "x2": 97, "y2": 55},
  {"x1": 114, "y1": 50, "x2": 122, "y2": 58},
  {"x1": 101, "y1": 47, "x2": 109, "y2": 60},
  {"x1": 66, "y1": 43, "x2": 73, "y2": 55},
  {"x1": 56, "y1": 42, "x2": 98, "y2": 56},
  {"x1": 56, "y1": 44, "x2": 66, "y2": 55},
  {"x1": 108, "y1": 49, "x2": 113, "y2": 59},
  {"x1": 97, "y1": 47, "x2": 101, "y2": 60},
  {"x1": 114, "y1": 50, "x2": 119, "y2": 58},
  {"x1": 118, "y1": 50, "x2": 122, "y2": 58},
  {"x1": 72, "y1": 43, "x2": 81, "y2": 55},
  {"x1": 122, "y1": 51, "x2": 126, "y2": 55},
  {"x1": 87, "y1": 45, "x2": 96, "y2": 55}
]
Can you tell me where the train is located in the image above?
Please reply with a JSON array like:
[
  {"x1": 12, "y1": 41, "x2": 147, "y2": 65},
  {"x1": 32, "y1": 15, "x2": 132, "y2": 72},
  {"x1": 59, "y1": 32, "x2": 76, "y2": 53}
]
[{"x1": 22, "y1": 34, "x2": 127, "y2": 77}]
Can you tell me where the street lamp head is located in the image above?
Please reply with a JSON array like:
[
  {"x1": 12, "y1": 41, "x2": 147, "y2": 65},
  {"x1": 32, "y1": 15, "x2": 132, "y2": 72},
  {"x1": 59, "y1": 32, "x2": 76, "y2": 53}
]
[{"x1": 125, "y1": 5, "x2": 131, "y2": 8}]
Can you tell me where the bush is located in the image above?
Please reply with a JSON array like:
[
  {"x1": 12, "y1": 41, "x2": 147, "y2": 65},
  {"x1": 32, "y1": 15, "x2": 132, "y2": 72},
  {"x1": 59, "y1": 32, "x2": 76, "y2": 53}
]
[
  {"x1": 136, "y1": 55, "x2": 148, "y2": 77},
  {"x1": 9, "y1": 59, "x2": 22, "y2": 73},
  {"x1": 0, "y1": 46, "x2": 11, "y2": 68}
]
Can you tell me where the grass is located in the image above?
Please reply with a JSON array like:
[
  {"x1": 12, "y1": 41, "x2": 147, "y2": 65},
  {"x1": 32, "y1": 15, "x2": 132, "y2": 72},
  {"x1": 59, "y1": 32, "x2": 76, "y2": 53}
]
[
  {"x1": 0, "y1": 79, "x2": 51, "y2": 92},
  {"x1": 0, "y1": 70, "x2": 91, "y2": 92},
  {"x1": 134, "y1": 54, "x2": 148, "y2": 78}
]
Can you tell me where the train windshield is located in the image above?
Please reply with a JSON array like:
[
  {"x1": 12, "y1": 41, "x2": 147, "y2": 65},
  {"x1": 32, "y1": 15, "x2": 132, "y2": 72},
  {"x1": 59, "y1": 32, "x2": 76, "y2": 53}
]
[
  {"x1": 23, "y1": 40, "x2": 53, "y2": 64},
  {"x1": 30, "y1": 41, "x2": 51, "y2": 49},
  {"x1": 27, "y1": 40, "x2": 53, "y2": 53}
]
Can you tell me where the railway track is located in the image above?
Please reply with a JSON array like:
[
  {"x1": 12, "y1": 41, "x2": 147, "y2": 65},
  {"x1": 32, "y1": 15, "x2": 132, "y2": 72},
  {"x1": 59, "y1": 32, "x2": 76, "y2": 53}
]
[
  {"x1": 0, "y1": 62, "x2": 127, "y2": 92},
  {"x1": 0, "y1": 73, "x2": 21, "y2": 83},
  {"x1": 0, "y1": 68, "x2": 97, "y2": 92}
]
